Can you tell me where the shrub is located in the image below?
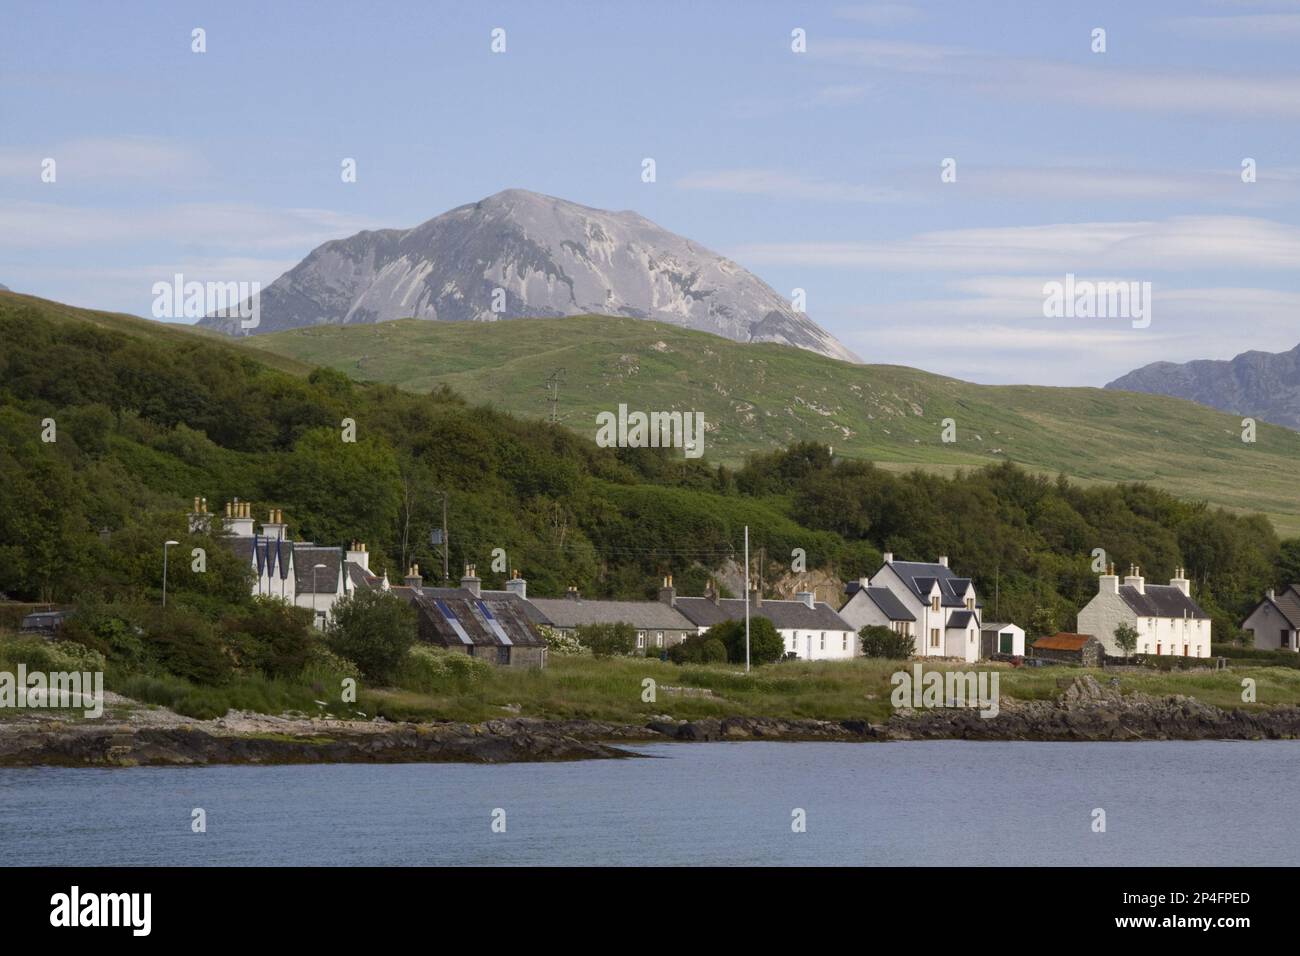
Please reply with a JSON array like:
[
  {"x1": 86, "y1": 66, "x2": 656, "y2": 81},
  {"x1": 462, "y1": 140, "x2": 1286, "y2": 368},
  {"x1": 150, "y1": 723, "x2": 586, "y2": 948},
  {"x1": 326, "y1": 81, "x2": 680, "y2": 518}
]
[
  {"x1": 538, "y1": 625, "x2": 587, "y2": 656},
  {"x1": 575, "y1": 622, "x2": 638, "y2": 658},
  {"x1": 325, "y1": 589, "x2": 416, "y2": 684},
  {"x1": 859, "y1": 625, "x2": 914, "y2": 659},
  {"x1": 396, "y1": 644, "x2": 493, "y2": 694},
  {"x1": 667, "y1": 634, "x2": 728, "y2": 664},
  {"x1": 705, "y1": 617, "x2": 784, "y2": 666},
  {"x1": 222, "y1": 596, "x2": 316, "y2": 678},
  {"x1": 142, "y1": 605, "x2": 234, "y2": 685}
]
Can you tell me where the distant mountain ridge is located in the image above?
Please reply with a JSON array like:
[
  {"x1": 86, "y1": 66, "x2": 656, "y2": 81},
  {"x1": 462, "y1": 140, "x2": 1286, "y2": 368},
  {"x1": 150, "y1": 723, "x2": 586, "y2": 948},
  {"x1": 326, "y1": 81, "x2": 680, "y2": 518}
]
[
  {"x1": 1106, "y1": 344, "x2": 1300, "y2": 431},
  {"x1": 198, "y1": 189, "x2": 857, "y2": 362}
]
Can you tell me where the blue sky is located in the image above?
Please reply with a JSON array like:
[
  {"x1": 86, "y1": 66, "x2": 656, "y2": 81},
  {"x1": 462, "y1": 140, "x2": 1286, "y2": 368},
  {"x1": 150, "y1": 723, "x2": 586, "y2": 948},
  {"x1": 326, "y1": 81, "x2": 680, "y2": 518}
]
[{"x1": 3, "y1": 0, "x2": 1298, "y2": 385}]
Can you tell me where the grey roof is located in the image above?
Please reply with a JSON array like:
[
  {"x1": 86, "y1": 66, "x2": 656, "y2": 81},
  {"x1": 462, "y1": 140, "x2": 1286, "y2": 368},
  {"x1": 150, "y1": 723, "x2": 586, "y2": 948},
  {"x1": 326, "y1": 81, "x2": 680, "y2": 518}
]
[
  {"x1": 861, "y1": 587, "x2": 915, "y2": 622},
  {"x1": 886, "y1": 561, "x2": 973, "y2": 608},
  {"x1": 483, "y1": 590, "x2": 551, "y2": 625},
  {"x1": 946, "y1": 610, "x2": 977, "y2": 629},
  {"x1": 528, "y1": 598, "x2": 695, "y2": 631},
  {"x1": 674, "y1": 596, "x2": 853, "y2": 631},
  {"x1": 1119, "y1": 584, "x2": 1209, "y2": 620},
  {"x1": 401, "y1": 586, "x2": 546, "y2": 648},
  {"x1": 980, "y1": 621, "x2": 1018, "y2": 632},
  {"x1": 1242, "y1": 585, "x2": 1300, "y2": 629},
  {"x1": 345, "y1": 561, "x2": 375, "y2": 591},
  {"x1": 294, "y1": 545, "x2": 342, "y2": 593}
]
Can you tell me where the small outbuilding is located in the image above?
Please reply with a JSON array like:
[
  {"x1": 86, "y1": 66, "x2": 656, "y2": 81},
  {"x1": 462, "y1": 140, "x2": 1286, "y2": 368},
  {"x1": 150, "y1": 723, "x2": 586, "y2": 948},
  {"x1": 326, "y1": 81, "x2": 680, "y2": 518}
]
[
  {"x1": 1031, "y1": 632, "x2": 1104, "y2": 667},
  {"x1": 981, "y1": 621, "x2": 1026, "y2": 658}
]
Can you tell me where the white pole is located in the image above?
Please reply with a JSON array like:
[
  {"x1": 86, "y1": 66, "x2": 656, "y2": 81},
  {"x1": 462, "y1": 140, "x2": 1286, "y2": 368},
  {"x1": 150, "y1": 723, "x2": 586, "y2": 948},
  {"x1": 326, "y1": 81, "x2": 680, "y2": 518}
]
[{"x1": 744, "y1": 525, "x2": 750, "y2": 673}]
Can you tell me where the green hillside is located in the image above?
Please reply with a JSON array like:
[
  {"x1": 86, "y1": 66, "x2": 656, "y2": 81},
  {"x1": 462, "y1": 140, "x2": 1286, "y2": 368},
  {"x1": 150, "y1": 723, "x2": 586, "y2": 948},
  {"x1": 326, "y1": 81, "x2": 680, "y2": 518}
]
[{"x1": 247, "y1": 315, "x2": 1300, "y2": 536}]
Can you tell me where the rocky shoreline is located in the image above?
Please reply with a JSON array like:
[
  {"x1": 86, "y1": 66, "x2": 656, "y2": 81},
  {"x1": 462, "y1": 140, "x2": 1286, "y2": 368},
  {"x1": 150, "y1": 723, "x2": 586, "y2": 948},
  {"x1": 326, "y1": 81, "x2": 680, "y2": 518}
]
[{"x1": 4, "y1": 677, "x2": 1300, "y2": 767}]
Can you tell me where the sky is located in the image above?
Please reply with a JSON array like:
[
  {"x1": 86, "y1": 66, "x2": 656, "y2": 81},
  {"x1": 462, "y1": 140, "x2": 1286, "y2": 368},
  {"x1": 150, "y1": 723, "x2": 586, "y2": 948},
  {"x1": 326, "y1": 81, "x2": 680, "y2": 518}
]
[{"x1": 2, "y1": 0, "x2": 1298, "y2": 386}]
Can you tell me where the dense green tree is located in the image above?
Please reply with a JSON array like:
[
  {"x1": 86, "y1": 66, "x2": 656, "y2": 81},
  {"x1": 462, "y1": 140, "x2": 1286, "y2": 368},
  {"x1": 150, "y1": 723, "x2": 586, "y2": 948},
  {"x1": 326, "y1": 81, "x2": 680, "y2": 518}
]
[{"x1": 326, "y1": 589, "x2": 416, "y2": 683}]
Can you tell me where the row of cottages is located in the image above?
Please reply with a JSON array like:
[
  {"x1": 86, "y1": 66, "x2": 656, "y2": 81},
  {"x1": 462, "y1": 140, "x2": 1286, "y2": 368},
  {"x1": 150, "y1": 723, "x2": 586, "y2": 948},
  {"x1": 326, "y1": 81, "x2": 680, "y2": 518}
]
[
  {"x1": 1076, "y1": 565, "x2": 1211, "y2": 657},
  {"x1": 838, "y1": 554, "x2": 994, "y2": 663},
  {"x1": 529, "y1": 582, "x2": 697, "y2": 653},
  {"x1": 526, "y1": 575, "x2": 857, "y2": 661},
  {"x1": 381, "y1": 565, "x2": 549, "y2": 668},
  {"x1": 190, "y1": 497, "x2": 373, "y2": 628},
  {"x1": 662, "y1": 577, "x2": 859, "y2": 660},
  {"x1": 1240, "y1": 584, "x2": 1300, "y2": 651}
]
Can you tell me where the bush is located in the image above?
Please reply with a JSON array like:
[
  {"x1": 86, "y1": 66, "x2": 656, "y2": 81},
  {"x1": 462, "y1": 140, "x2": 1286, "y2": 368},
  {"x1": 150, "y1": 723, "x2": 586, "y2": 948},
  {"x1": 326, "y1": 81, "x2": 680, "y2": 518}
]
[
  {"x1": 538, "y1": 625, "x2": 588, "y2": 656},
  {"x1": 142, "y1": 605, "x2": 234, "y2": 685},
  {"x1": 325, "y1": 589, "x2": 416, "y2": 684},
  {"x1": 859, "y1": 625, "x2": 914, "y2": 659},
  {"x1": 667, "y1": 634, "x2": 728, "y2": 664},
  {"x1": 575, "y1": 622, "x2": 638, "y2": 658},
  {"x1": 396, "y1": 644, "x2": 493, "y2": 694},
  {"x1": 0, "y1": 636, "x2": 106, "y2": 673},
  {"x1": 704, "y1": 617, "x2": 784, "y2": 666},
  {"x1": 222, "y1": 596, "x2": 316, "y2": 678}
]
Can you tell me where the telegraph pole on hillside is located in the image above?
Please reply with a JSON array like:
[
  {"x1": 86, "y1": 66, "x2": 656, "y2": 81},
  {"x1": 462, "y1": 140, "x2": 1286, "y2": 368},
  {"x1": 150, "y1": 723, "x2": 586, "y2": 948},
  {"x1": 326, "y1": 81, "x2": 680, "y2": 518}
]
[
  {"x1": 744, "y1": 525, "x2": 751, "y2": 673},
  {"x1": 544, "y1": 368, "x2": 566, "y2": 423}
]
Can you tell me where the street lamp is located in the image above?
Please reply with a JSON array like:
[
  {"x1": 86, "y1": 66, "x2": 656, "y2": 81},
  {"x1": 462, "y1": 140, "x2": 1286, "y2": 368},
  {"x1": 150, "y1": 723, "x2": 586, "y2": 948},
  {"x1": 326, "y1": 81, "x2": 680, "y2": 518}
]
[
  {"x1": 162, "y1": 540, "x2": 180, "y2": 607},
  {"x1": 313, "y1": 563, "x2": 327, "y2": 629}
]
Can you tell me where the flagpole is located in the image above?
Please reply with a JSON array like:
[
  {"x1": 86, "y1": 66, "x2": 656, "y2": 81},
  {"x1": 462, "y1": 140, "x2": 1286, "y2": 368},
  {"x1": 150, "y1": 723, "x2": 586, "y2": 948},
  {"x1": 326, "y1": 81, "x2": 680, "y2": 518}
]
[{"x1": 744, "y1": 525, "x2": 750, "y2": 673}]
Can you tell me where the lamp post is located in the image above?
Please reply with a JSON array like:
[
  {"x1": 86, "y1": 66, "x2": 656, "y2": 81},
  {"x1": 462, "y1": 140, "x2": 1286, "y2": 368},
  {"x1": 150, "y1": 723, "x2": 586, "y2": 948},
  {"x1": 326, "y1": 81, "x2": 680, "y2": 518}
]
[
  {"x1": 313, "y1": 563, "x2": 327, "y2": 629},
  {"x1": 162, "y1": 540, "x2": 179, "y2": 607}
]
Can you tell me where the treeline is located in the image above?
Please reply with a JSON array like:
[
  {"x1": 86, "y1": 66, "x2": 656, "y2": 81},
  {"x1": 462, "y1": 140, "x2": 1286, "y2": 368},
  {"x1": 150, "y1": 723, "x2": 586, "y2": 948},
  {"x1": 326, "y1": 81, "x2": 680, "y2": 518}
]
[{"x1": 0, "y1": 299, "x2": 1294, "y2": 642}]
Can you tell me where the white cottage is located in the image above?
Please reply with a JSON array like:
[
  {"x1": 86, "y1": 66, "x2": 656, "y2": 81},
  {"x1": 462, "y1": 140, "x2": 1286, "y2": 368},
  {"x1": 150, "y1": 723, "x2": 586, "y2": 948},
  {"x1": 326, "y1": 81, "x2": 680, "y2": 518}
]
[
  {"x1": 838, "y1": 554, "x2": 982, "y2": 663},
  {"x1": 1240, "y1": 585, "x2": 1300, "y2": 651},
  {"x1": 1076, "y1": 565, "x2": 1211, "y2": 658}
]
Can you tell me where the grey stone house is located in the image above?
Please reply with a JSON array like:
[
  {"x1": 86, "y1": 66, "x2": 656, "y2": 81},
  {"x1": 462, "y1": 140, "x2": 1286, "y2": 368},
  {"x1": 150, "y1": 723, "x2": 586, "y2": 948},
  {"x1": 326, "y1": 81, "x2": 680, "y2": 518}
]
[{"x1": 1241, "y1": 585, "x2": 1300, "y2": 651}]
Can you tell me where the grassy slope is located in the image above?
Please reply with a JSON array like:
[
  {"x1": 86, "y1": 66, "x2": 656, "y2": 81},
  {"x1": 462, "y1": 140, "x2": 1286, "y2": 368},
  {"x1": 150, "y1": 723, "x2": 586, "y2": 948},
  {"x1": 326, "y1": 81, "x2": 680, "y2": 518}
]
[{"x1": 245, "y1": 314, "x2": 1300, "y2": 536}]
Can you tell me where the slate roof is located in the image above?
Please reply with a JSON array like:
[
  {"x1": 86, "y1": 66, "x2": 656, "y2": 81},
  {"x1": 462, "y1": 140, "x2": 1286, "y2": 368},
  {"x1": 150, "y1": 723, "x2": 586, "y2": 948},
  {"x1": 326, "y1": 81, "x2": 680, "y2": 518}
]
[
  {"x1": 980, "y1": 621, "x2": 1018, "y2": 633},
  {"x1": 946, "y1": 610, "x2": 977, "y2": 629},
  {"x1": 294, "y1": 545, "x2": 342, "y2": 593},
  {"x1": 860, "y1": 587, "x2": 915, "y2": 622},
  {"x1": 1274, "y1": 587, "x2": 1300, "y2": 628},
  {"x1": 885, "y1": 561, "x2": 975, "y2": 608},
  {"x1": 1119, "y1": 584, "x2": 1208, "y2": 620},
  {"x1": 528, "y1": 598, "x2": 695, "y2": 631},
  {"x1": 401, "y1": 586, "x2": 546, "y2": 649},
  {"x1": 674, "y1": 596, "x2": 853, "y2": 631}
]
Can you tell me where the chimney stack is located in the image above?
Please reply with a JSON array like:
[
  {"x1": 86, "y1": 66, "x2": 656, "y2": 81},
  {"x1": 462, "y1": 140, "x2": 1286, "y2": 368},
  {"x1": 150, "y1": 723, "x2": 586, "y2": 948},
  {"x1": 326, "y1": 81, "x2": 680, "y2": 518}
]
[
  {"x1": 504, "y1": 568, "x2": 527, "y2": 600},
  {"x1": 262, "y1": 507, "x2": 287, "y2": 540},
  {"x1": 1123, "y1": 564, "x2": 1145, "y2": 595},
  {"x1": 704, "y1": 578, "x2": 720, "y2": 606},
  {"x1": 750, "y1": 584, "x2": 763, "y2": 608},
  {"x1": 345, "y1": 540, "x2": 370, "y2": 573},
  {"x1": 566, "y1": 585, "x2": 580, "y2": 601},
  {"x1": 795, "y1": 585, "x2": 815, "y2": 609},
  {"x1": 938, "y1": 555, "x2": 949, "y2": 568},
  {"x1": 459, "y1": 563, "x2": 481, "y2": 597},
  {"x1": 404, "y1": 563, "x2": 423, "y2": 590},
  {"x1": 1170, "y1": 567, "x2": 1190, "y2": 597},
  {"x1": 1099, "y1": 563, "x2": 1119, "y2": 594},
  {"x1": 657, "y1": 574, "x2": 677, "y2": 607},
  {"x1": 187, "y1": 495, "x2": 212, "y2": 534},
  {"x1": 223, "y1": 498, "x2": 255, "y2": 536}
]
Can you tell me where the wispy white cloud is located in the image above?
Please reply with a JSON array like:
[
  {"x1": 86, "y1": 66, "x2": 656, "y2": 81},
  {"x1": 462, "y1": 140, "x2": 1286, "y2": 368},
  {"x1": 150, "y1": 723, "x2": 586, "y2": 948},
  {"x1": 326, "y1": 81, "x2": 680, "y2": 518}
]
[
  {"x1": 0, "y1": 136, "x2": 207, "y2": 184},
  {"x1": 734, "y1": 216, "x2": 1300, "y2": 272},
  {"x1": 0, "y1": 201, "x2": 385, "y2": 251},
  {"x1": 676, "y1": 168, "x2": 903, "y2": 203}
]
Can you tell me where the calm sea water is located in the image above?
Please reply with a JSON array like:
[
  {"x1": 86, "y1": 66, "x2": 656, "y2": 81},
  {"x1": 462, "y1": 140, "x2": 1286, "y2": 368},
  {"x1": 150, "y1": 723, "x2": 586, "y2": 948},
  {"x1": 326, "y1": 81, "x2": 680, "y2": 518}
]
[{"x1": 2, "y1": 740, "x2": 1297, "y2": 866}]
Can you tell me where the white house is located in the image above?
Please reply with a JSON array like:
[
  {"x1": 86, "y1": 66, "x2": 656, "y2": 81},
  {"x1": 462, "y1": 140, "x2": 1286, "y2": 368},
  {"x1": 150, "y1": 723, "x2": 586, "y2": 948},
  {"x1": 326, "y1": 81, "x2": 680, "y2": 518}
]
[
  {"x1": 665, "y1": 578, "x2": 858, "y2": 661},
  {"x1": 839, "y1": 554, "x2": 982, "y2": 662},
  {"x1": 1076, "y1": 565, "x2": 1211, "y2": 658},
  {"x1": 1240, "y1": 585, "x2": 1300, "y2": 651},
  {"x1": 192, "y1": 497, "x2": 373, "y2": 628}
]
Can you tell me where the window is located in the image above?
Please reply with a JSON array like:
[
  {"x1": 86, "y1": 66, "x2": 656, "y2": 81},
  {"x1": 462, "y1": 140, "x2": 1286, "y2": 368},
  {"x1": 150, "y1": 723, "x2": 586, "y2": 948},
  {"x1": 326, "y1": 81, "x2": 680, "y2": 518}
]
[
  {"x1": 931, "y1": 596, "x2": 940, "y2": 612},
  {"x1": 820, "y1": 633, "x2": 825, "y2": 650},
  {"x1": 1284, "y1": 629, "x2": 1291, "y2": 649},
  {"x1": 637, "y1": 632, "x2": 645, "y2": 648},
  {"x1": 496, "y1": 647, "x2": 510, "y2": 665},
  {"x1": 966, "y1": 598, "x2": 974, "y2": 610},
  {"x1": 930, "y1": 628, "x2": 940, "y2": 648},
  {"x1": 842, "y1": 634, "x2": 848, "y2": 651},
  {"x1": 656, "y1": 631, "x2": 663, "y2": 647}
]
